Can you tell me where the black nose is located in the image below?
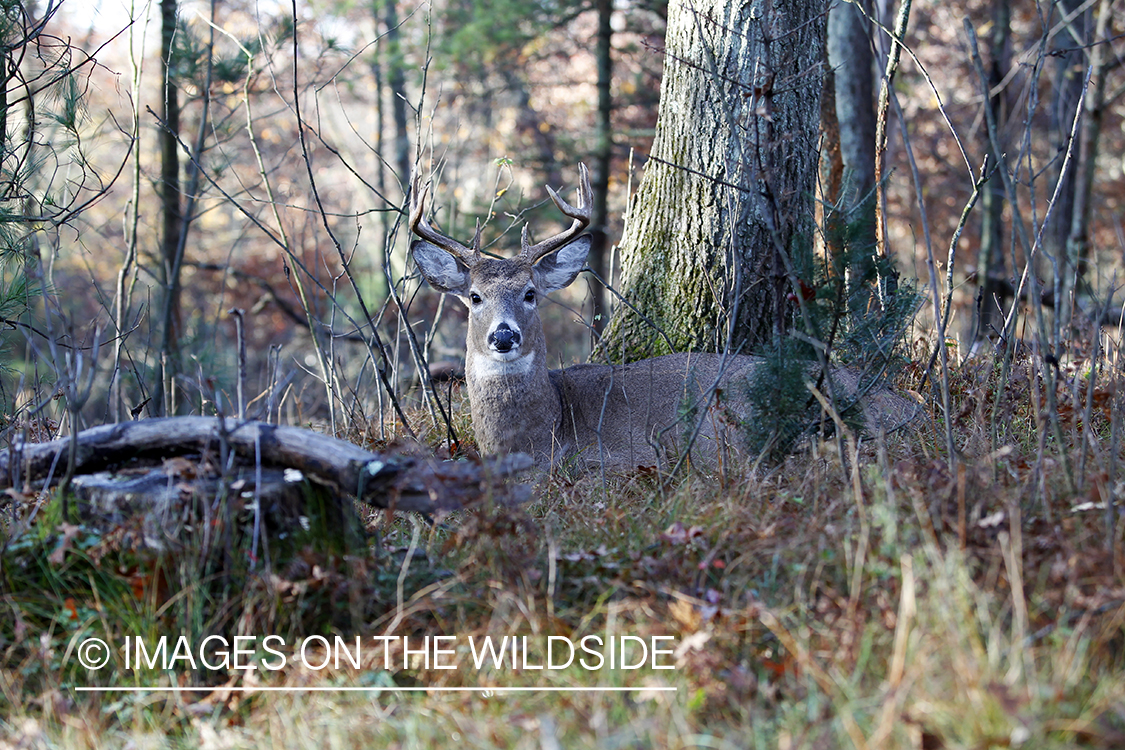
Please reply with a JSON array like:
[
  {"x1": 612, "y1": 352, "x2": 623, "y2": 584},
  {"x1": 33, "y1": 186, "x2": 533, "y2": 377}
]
[{"x1": 489, "y1": 322, "x2": 520, "y2": 352}]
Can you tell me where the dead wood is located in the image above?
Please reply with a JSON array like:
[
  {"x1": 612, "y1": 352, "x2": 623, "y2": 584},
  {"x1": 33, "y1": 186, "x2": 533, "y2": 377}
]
[{"x1": 1, "y1": 417, "x2": 533, "y2": 514}]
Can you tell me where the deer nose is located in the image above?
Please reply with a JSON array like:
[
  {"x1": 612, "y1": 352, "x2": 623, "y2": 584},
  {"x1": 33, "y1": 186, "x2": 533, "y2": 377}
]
[{"x1": 489, "y1": 322, "x2": 521, "y2": 352}]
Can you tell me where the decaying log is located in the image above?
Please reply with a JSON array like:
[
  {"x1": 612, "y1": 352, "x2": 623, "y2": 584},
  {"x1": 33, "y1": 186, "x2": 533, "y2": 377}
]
[{"x1": 1, "y1": 417, "x2": 533, "y2": 514}]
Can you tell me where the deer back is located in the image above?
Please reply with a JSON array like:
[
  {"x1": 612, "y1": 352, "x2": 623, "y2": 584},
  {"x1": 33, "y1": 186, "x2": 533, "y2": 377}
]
[{"x1": 549, "y1": 353, "x2": 918, "y2": 472}]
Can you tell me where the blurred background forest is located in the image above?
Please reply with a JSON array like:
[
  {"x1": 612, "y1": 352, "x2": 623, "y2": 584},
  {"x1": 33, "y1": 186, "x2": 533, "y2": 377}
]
[
  {"x1": 1, "y1": 0, "x2": 1123, "y2": 443},
  {"x1": 3, "y1": 3, "x2": 1125, "y2": 744}
]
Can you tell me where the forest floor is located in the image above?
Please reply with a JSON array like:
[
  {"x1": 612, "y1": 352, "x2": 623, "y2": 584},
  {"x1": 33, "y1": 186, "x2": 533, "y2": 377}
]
[{"x1": 1, "y1": 349, "x2": 1123, "y2": 749}]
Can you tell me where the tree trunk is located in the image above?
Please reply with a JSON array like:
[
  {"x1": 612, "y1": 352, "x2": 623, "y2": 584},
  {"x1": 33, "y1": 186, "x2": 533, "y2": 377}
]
[
  {"x1": 372, "y1": 0, "x2": 390, "y2": 254},
  {"x1": 590, "y1": 0, "x2": 613, "y2": 334},
  {"x1": 384, "y1": 0, "x2": 411, "y2": 188},
  {"x1": 2, "y1": 417, "x2": 534, "y2": 513},
  {"x1": 826, "y1": 0, "x2": 877, "y2": 288},
  {"x1": 827, "y1": 0, "x2": 876, "y2": 221},
  {"x1": 156, "y1": 0, "x2": 183, "y2": 415},
  {"x1": 972, "y1": 0, "x2": 1011, "y2": 346},
  {"x1": 594, "y1": 0, "x2": 826, "y2": 363},
  {"x1": 1059, "y1": 0, "x2": 1112, "y2": 336},
  {"x1": 1043, "y1": 0, "x2": 1084, "y2": 276}
]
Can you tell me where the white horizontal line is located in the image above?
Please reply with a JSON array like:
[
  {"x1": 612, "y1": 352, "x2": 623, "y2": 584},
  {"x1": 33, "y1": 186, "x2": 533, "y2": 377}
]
[{"x1": 75, "y1": 686, "x2": 677, "y2": 693}]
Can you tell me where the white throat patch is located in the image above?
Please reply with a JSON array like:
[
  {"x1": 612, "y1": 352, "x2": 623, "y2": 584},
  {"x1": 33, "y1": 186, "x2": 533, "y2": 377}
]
[{"x1": 474, "y1": 351, "x2": 536, "y2": 379}]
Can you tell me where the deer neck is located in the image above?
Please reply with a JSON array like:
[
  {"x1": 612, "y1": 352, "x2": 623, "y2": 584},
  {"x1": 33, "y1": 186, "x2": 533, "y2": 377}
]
[{"x1": 465, "y1": 341, "x2": 562, "y2": 461}]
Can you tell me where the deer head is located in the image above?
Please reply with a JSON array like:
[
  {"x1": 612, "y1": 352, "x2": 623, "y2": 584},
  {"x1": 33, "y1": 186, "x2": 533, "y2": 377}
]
[{"x1": 410, "y1": 165, "x2": 593, "y2": 380}]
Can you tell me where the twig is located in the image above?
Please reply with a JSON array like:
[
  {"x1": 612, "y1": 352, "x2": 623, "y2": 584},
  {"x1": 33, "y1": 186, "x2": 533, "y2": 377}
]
[{"x1": 229, "y1": 309, "x2": 247, "y2": 419}]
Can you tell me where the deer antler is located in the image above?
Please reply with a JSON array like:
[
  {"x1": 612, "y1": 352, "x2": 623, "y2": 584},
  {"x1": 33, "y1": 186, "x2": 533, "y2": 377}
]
[
  {"x1": 520, "y1": 163, "x2": 593, "y2": 264},
  {"x1": 410, "y1": 172, "x2": 481, "y2": 267}
]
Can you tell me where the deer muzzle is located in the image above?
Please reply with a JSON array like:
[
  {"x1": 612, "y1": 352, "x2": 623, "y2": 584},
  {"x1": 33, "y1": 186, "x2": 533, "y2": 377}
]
[{"x1": 488, "y1": 322, "x2": 521, "y2": 354}]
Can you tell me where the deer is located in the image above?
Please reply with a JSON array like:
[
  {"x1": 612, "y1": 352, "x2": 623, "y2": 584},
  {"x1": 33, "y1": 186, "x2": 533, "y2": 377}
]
[{"x1": 410, "y1": 164, "x2": 916, "y2": 473}]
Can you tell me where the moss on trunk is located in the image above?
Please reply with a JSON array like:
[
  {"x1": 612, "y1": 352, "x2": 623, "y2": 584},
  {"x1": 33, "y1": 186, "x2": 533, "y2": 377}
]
[{"x1": 595, "y1": 0, "x2": 826, "y2": 363}]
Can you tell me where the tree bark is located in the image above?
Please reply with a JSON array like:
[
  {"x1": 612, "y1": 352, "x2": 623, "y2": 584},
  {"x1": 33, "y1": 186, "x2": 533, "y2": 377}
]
[
  {"x1": 594, "y1": 0, "x2": 826, "y2": 363},
  {"x1": 972, "y1": 0, "x2": 1011, "y2": 345},
  {"x1": 1059, "y1": 0, "x2": 1112, "y2": 335},
  {"x1": 827, "y1": 0, "x2": 875, "y2": 210},
  {"x1": 828, "y1": 0, "x2": 877, "y2": 310},
  {"x1": 3, "y1": 418, "x2": 533, "y2": 513},
  {"x1": 590, "y1": 0, "x2": 614, "y2": 334},
  {"x1": 384, "y1": 0, "x2": 411, "y2": 188},
  {"x1": 156, "y1": 0, "x2": 183, "y2": 415},
  {"x1": 1043, "y1": 0, "x2": 1085, "y2": 267}
]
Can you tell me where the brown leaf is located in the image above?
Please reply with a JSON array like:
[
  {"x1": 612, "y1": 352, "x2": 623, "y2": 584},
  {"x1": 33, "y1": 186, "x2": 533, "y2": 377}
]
[{"x1": 669, "y1": 599, "x2": 699, "y2": 630}]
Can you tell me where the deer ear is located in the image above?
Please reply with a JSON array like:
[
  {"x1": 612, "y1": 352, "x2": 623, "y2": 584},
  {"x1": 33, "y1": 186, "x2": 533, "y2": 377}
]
[
  {"x1": 412, "y1": 240, "x2": 472, "y2": 297},
  {"x1": 533, "y1": 235, "x2": 591, "y2": 294}
]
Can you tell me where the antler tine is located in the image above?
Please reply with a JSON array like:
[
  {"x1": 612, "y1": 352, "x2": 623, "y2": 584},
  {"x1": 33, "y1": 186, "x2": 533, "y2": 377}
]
[
  {"x1": 521, "y1": 163, "x2": 593, "y2": 263},
  {"x1": 409, "y1": 171, "x2": 480, "y2": 266}
]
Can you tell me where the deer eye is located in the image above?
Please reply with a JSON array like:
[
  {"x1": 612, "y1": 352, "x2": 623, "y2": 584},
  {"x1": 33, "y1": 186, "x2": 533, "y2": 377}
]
[
  {"x1": 524, "y1": 289, "x2": 536, "y2": 303},
  {"x1": 469, "y1": 292, "x2": 482, "y2": 305}
]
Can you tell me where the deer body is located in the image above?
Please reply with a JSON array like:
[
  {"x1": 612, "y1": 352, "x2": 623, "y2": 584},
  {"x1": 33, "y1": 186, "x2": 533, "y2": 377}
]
[
  {"x1": 544, "y1": 354, "x2": 757, "y2": 470},
  {"x1": 466, "y1": 350, "x2": 747, "y2": 470},
  {"x1": 411, "y1": 165, "x2": 913, "y2": 473}
]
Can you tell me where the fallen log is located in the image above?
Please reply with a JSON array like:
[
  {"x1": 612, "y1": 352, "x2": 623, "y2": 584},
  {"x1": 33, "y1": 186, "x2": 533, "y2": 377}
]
[{"x1": 2, "y1": 417, "x2": 533, "y2": 515}]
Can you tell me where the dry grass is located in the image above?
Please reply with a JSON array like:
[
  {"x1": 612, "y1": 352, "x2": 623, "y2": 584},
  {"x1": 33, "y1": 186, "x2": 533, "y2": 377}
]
[{"x1": 1, "y1": 348, "x2": 1124, "y2": 749}]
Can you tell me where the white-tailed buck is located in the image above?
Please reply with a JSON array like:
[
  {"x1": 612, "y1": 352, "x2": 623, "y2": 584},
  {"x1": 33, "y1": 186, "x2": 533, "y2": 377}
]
[{"x1": 411, "y1": 165, "x2": 915, "y2": 473}]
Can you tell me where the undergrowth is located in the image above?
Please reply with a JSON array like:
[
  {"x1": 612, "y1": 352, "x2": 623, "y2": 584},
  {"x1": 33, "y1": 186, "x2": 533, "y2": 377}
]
[{"x1": 1, "y1": 347, "x2": 1123, "y2": 749}]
